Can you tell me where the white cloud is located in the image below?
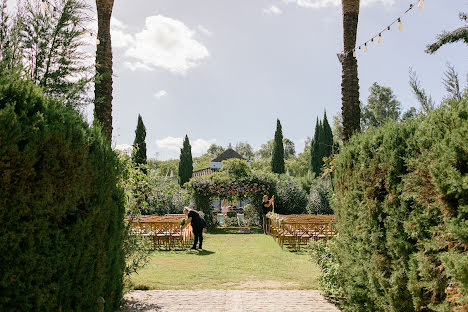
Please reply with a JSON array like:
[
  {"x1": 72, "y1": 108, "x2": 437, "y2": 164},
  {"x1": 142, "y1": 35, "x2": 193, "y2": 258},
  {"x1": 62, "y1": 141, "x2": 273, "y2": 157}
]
[
  {"x1": 155, "y1": 136, "x2": 215, "y2": 156},
  {"x1": 111, "y1": 17, "x2": 134, "y2": 48},
  {"x1": 282, "y1": 0, "x2": 395, "y2": 9},
  {"x1": 114, "y1": 143, "x2": 133, "y2": 155},
  {"x1": 263, "y1": 5, "x2": 283, "y2": 15},
  {"x1": 154, "y1": 90, "x2": 168, "y2": 98},
  {"x1": 197, "y1": 25, "x2": 213, "y2": 36},
  {"x1": 120, "y1": 15, "x2": 210, "y2": 74}
]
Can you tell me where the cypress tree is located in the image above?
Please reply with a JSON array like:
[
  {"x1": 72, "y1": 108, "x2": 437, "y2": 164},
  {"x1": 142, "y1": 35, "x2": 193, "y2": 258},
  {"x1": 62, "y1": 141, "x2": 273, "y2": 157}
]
[
  {"x1": 178, "y1": 135, "x2": 193, "y2": 186},
  {"x1": 310, "y1": 113, "x2": 336, "y2": 177},
  {"x1": 271, "y1": 119, "x2": 285, "y2": 174},
  {"x1": 310, "y1": 118, "x2": 322, "y2": 176},
  {"x1": 132, "y1": 115, "x2": 147, "y2": 170},
  {"x1": 323, "y1": 111, "x2": 334, "y2": 156}
]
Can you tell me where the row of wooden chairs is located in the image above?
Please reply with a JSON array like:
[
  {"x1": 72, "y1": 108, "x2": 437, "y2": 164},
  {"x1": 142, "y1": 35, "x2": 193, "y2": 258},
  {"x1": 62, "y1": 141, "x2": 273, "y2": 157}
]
[
  {"x1": 267, "y1": 213, "x2": 337, "y2": 250},
  {"x1": 127, "y1": 214, "x2": 193, "y2": 249}
]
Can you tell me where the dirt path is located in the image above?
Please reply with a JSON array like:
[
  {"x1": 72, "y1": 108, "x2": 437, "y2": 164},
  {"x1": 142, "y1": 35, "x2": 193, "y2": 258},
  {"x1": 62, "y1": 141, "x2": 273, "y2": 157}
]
[{"x1": 123, "y1": 289, "x2": 340, "y2": 312}]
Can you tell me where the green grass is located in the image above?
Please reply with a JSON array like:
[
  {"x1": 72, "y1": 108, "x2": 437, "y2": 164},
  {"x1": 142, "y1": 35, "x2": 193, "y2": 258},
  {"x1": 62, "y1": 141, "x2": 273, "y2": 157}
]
[{"x1": 130, "y1": 227, "x2": 320, "y2": 290}]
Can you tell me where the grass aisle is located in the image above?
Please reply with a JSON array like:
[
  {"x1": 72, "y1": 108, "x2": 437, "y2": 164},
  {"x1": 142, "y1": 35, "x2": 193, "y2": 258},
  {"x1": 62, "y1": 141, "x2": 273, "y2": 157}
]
[{"x1": 130, "y1": 228, "x2": 320, "y2": 290}]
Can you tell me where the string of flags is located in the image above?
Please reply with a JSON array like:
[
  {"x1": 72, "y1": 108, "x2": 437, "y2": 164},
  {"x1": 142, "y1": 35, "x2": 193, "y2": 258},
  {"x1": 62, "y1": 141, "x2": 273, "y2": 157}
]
[
  {"x1": 40, "y1": 0, "x2": 100, "y2": 44},
  {"x1": 337, "y1": 0, "x2": 425, "y2": 62}
]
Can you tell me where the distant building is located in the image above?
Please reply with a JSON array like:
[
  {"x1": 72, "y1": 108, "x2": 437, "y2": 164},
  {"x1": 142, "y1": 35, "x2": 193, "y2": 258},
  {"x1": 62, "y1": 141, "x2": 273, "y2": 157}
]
[{"x1": 192, "y1": 145, "x2": 244, "y2": 178}]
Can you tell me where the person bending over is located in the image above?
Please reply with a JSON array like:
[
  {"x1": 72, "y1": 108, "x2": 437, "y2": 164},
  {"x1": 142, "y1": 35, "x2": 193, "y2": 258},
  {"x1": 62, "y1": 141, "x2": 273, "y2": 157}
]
[
  {"x1": 262, "y1": 195, "x2": 274, "y2": 234},
  {"x1": 184, "y1": 207, "x2": 206, "y2": 250}
]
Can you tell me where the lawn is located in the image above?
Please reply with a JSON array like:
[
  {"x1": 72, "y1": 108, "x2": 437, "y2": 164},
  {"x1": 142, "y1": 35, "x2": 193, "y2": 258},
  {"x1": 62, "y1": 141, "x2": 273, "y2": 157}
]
[{"x1": 130, "y1": 227, "x2": 321, "y2": 290}]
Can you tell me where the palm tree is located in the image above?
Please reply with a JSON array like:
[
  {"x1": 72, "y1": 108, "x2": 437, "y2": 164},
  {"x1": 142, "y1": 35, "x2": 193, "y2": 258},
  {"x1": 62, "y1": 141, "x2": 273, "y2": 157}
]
[
  {"x1": 94, "y1": 0, "x2": 114, "y2": 142},
  {"x1": 340, "y1": 0, "x2": 361, "y2": 142},
  {"x1": 426, "y1": 12, "x2": 467, "y2": 54}
]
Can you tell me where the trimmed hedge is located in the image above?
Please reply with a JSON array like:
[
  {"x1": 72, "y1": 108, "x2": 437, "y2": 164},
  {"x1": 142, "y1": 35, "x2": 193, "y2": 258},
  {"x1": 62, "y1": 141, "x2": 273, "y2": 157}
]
[
  {"x1": 332, "y1": 99, "x2": 467, "y2": 311},
  {"x1": 0, "y1": 70, "x2": 125, "y2": 311}
]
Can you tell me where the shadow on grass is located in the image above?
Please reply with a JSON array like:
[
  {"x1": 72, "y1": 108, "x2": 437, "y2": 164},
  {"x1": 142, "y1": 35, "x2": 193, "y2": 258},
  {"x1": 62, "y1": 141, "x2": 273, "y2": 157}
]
[
  {"x1": 196, "y1": 249, "x2": 215, "y2": 256},
  {"x1": 207, "y1": 226, "x2": 263, "y2": 235}
]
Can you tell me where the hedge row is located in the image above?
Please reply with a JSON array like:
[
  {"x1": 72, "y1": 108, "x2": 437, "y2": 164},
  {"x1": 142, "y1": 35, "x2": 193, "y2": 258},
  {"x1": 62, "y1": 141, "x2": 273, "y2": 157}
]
[
  {"x1": 0, "y1": 70, "x2": 125, "y2": 311},
  {"x1": 332, "y1": 98, "x2": 467, "y2": 311}
]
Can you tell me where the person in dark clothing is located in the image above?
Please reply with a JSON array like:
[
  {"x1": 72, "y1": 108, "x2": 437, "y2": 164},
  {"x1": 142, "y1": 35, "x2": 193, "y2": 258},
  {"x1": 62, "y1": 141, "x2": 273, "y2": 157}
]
[
  {"x1": 262, "y1": 195, "x2": 274, "y2": 234},
  {"x1": 184, "y1": 207, "x2": 206, "y2": 250}
]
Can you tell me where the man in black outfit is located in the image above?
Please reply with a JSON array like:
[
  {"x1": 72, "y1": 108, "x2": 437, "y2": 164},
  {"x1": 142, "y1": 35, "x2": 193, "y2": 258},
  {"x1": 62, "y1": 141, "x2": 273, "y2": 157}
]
[
  {"x1": 184, "y1": 207, "x2": 206, "y2": 250},
  {"x1": 262, "y1": 195, "x2": 274, "y2": 234}
]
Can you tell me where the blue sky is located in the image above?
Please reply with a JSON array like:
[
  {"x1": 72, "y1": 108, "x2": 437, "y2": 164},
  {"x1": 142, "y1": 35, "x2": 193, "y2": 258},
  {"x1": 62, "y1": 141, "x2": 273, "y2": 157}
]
[{"x1": 17, "y1": 0, "x2": 468, "y2": 159}]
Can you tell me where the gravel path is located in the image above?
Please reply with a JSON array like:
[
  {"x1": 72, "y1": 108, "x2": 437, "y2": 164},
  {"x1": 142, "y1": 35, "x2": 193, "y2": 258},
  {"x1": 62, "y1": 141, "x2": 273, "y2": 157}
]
[{"x1": 123, "y1": 290, "x2": 340, "y2": 312}]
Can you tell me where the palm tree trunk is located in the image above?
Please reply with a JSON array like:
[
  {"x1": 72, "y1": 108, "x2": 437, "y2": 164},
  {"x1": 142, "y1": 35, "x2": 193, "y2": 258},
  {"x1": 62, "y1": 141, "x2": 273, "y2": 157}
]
[
  {"x1": 341, "y1": 0, "x2": 361, "y2": 142},
  {"x1": 94, "y1": 0, "x2": 114, "y2": 142}
]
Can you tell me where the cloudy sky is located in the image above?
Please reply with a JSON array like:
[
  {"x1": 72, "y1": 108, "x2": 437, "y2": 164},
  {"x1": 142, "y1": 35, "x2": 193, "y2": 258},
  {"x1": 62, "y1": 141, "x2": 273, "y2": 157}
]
[{"x1": 12, "y1": 0, "x2": 468, "y2": 159}]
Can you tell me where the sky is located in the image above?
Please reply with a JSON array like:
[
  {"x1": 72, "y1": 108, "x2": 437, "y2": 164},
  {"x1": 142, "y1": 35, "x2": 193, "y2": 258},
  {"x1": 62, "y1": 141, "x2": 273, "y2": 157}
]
[{"x1": 9, "y1": 0, "x2": 468, "y2": 159}]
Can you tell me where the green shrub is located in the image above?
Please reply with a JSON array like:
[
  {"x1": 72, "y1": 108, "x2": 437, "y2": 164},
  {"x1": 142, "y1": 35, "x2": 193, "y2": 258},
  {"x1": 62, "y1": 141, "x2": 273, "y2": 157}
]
[
  {"x1": 310, "y1": 239, "x2": 344, "y2": 304},
  {"x1": 0, "y1": 70, "x2": 125, "y2": 311},
  {"x1": 307, "y1": 178, "x2": 334, "y2": 215},
  {"x1": 332, "y1": 98, "x2": 468, "y2": 311},
  {"x1": 243, "y1": 203, "x2": 260, "y2": 226},
  {"x1": 146, "y1": 175, "x2": 190, "y2": 215},
  {"x1": 274, "y1": 175, "x2": 308, "y2": 214}
]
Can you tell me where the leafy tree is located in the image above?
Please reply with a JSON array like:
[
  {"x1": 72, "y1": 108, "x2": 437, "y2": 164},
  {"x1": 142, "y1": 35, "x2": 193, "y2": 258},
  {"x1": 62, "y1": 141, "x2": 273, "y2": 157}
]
[
  {"x1": 178, "y1": 135, "x2": 193, "y2": 186},
  {"x1": 0, "y1": 0, "x2": 92, "y2": 107},
  {"x1": 361, "y1": 82, "x2": 401, "y2": 129},
  {"x1": 401, "y1": 107, "x2": 418, "y2": 120},
  {"x1": 332, "y1": 113, "x2": 343, "y2": 146},
  {"x1": 256, "y1": 138, "x2": 295, "y2": 160},
  {"x1": 250, "y1": 158, "x2": 271, "y2": 173},
  {"x1": 132, "y1": 114, "x2": 147, "y2": 169},
  {"x1": 304, "y1": 136, "x2": 312, "y2": 151},
  {"x1": 235, "y1": 141, "x2": 254, "y2": 160},
  {"x1": 426, "y1": 12, "x2": 468, "y2": 54},
  {"x1": 207, "y1": 143, "x2": 224, "y2": 158},
  {"x1": 271, "y1": 119, "x2": 285, "y2": 174},
  {"x1": 256, "y1": 140, "x2": 273, "y2": 160},
  {"x1": 193, "y1": 153, "x2": 212, "y2": 171},
  {"x1": 283, "y1": 138, "x2": 296, "y2": 160},
  {"x1": 95, "y1": 0, "x2": 115, "y2": 141},
  {"x1": 221, "y1": 159, "x2": 251, "y2": 178},
  {"x1": 147, "y1": 159, "x2": 179, "y2": 177},
  {"x1": 340, "y1": 0, "x2": 361, "y2": 141}
]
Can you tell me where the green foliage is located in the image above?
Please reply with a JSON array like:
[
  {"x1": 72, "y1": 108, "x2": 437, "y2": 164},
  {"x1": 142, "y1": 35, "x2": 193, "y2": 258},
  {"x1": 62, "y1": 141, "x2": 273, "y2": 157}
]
[
  {"x1": 146, "y1": 175, "x2": 190, "y2": 215},
  {"x1": 285, "y1": 150, "x2": 309, "y2": 177},
  {"x1": 272, "y1": 119, "x2": 285, "y2": 174},
  {"x1": 132, "y1": 114, "x2": 147, "y2": 169},
  {"x1": 332, "y1": 97, "x2": 468, "y2": 311},
  {"x1": 243, "y1": 203, "x2": 260, "y2": 226},
  {"x1": 221, "y1": 159, "x2": 251, "y2": 178},
  {"x1": 310, "y1": 239, "x2": 344, "y2": 303},
  {"x1": 148, "y1": 158, "x2": 178, "y2": 177},
  {"x1": 361, "y1": 82, "x2": 401, "y2": 129},
  {"x1": 0, "y1": 70, "x2": 124, "y2": 311},
  {"x1": 0, "y1": 0, "x2": 93, "y2": 107},
  {"x1": 193, "y1": 153, "x2": 212, "y2": 171},
  {"x1": 311, "y1": 113, "x2": 335, "y2": 176},
  {"x1": 425, "y1": 12, "x2": 468, "y2": 54},
  {"x1": 178, "y1": 135, "x2": 193, "y2": 186},
  {"x1": 235, "y1": 141, "x2": 254, "y2": 160},
  {"x1": 307, "y1": 178, "x2": 333, "y2": 215},
  {"x1": 207, "y1": 143, "x2": 224, "y2": 158},
  {"x1": 409, "y1": 68, "x2": 435, "y2": 114},
  {"x1": 274, "y1": 175, "x2": 308, "y2": 214}
]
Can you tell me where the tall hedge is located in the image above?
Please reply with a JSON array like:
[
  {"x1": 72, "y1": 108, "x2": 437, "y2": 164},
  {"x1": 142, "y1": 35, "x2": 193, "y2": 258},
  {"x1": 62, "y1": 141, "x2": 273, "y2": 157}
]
[
  {"x1": 332, "y1": 99, "x2": 467, "y2": 311},
  {"x1": 0, "y1": 70, "x2": 125, "y2": 311}
]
